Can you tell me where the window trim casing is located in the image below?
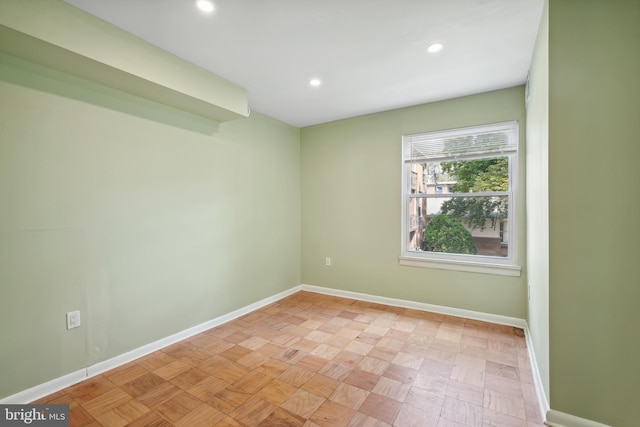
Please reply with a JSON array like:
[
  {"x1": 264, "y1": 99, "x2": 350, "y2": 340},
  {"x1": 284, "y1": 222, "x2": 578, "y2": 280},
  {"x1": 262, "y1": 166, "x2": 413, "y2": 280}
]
[{"x1": 399, "y1": 121, "x2": 521, "y2": 276}]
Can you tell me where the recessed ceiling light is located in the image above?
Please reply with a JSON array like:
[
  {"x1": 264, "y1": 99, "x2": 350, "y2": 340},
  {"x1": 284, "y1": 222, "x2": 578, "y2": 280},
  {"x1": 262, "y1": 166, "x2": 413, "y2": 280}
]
[
  {"x1": 427, "y1": 42, "x2": 444, "y2": 53},
  {"x1": 195, "y1": 0, "x2": 214, "y2": 13},
  {"x1": 309, "y1": 78, "x2": 322, "y2": 87}
]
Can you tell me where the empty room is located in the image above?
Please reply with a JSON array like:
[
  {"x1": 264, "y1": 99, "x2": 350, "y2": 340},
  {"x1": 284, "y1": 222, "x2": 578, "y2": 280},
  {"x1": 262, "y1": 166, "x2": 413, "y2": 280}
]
[{"x1": 1, "y1": 0, "x2": 638, "y2": 426}]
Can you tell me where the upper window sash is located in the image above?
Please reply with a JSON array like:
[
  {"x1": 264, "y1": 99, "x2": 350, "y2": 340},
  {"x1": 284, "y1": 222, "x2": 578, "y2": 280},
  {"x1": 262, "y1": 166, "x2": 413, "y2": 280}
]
[{"x1": 403, "y1": 121, "x2": 518, "y2": 162}]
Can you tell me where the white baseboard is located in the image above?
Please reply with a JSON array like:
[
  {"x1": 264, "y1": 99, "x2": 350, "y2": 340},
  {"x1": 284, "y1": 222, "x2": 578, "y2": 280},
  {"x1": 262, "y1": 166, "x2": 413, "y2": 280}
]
[
  {"x1": 0, "y1": 369, "x2": 87, "y2": 404},
  {"x1": 546, "y1": 409, "x2": 611, "y2": 427},
  {"x1": 300, "y1": 284, "x2": 527, "y2": 328},
  {"x1": 523, "y1": 324, "x2": 550, "y2": 421},
  {"x1": 0, "y1": 285, "x2": 302, "y2": 404}
]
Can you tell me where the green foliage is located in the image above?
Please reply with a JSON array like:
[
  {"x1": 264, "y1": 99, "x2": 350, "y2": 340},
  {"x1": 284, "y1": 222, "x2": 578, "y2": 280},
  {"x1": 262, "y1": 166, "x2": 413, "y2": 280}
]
[
  {"x1": 439, "y1": 157, "x2": 508, "y2": 229},
  {"x1": 422, "y1": 215, "x2": 478, "y2": 255}
]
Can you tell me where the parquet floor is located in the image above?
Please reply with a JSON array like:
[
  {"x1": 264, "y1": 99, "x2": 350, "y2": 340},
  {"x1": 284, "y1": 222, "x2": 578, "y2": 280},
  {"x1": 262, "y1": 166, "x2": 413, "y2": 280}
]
[{"x1": 33, "y1": 291, "x2": 545, "y2": 426}]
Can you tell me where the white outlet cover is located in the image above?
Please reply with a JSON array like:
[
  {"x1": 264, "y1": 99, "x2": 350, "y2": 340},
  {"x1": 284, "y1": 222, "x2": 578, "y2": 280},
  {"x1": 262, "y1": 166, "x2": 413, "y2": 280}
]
[{"x1": 67, "y1": 311, "x2": 81, "y2": 329}]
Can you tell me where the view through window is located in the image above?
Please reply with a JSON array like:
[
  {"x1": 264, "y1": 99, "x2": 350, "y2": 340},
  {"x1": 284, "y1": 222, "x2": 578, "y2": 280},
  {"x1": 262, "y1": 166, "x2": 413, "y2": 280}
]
[{"x1": 402, "y1": 121, "x2": 518, "y2": 265}]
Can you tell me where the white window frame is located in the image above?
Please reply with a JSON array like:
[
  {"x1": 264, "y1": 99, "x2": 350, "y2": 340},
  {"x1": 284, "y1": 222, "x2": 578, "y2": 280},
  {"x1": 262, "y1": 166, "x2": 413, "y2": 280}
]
[{"x1": 399, "y1": 121, "x2": 521, "y2": 276}]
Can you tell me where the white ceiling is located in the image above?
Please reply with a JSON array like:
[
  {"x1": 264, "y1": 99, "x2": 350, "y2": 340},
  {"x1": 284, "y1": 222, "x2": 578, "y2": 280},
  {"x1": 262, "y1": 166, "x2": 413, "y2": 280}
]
[{"x1": 63, "y1": 0, "x2": 544, "y2": 128}]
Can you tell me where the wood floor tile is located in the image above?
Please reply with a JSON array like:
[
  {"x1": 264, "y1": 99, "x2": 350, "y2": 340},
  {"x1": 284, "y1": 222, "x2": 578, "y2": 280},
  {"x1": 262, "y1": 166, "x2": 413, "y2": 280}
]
[
  {"x1": 209, "y1": 387, "x2": 253, "y2": 414},
  {"x1": 345, "y1": 340, "x2": 374, "y2": 356},
  {"x1": 459, "y1": 343, "x2": 487, "y2": 360},
  {"x1": 153, "y1": 359, "x2": 192, "y2": 381},
  {"x1": 425, "y1": 347, "x2": 458, "y2": 364},
  {"x1": 237, "y1": 350, "x2": 271, "y2": 369},
  {"x1": 256, "y1": 379, "x2": 298, "y2": 404},
  {"x1": 412, "y1": 372, "x2": 448, "y2": 398},
  {"x1": 104, "y1": 363, "x2": 150, "y2": 386},
  {"x1": 136, "y1": 352, "x2": 178, "y2": 372},
  {"x1": 212, "y1": 362, "x2": 252, "y2": 383},
  {"x1": 358, "y1": 393, "x2": 402, "y2": 424},
  {"x1": 483, "y1": 389, "x2": 526, "y2": 420},
  {"x1": 348, "y1": 412, "x2": 392, "y2": 427},
  {"x1": 94, "y1": 399, "x2": 150, "y2": 427},
  {"x1": 309, "y1": 400, "x2": 356, "y2": 427},
  {"x1": 233, "y1": 371, "x2": 274, "y2": 394},
  {"x1": 333, "y1": 350, "x2": 365, "y2": 368},
  {"x1": 31, "y1": 291, "x2": 544, "y2": 427},
  {"x1": 319, "y1": 361, "x2": 353, "y2": 381},
  {"x1": 367, "y1": 346, "x2": 398, "y2": 362},
  {"x1": 524, "y1": 399, "x2": 544, "y2": 423},
  {"x1": 482, "y1": 407, "x2": 528, "y2": 427},
  {"x1": 485, "y1": 360, "x2": 520, "y2": 380},
  {"x1": 356, "y1": 356, "x2": 389, "y2": 376},
  {"x1": 167, "y1": 346, "x2": 212, "y2": 367},
  {"x1": 484, "y1": 373, "x2": 524, "y2": 397},
  {"x1": 239, "y1": 336, "x2": 270, "y2": 350},
  {"x1": 203, "y1": 339, "x2": 235, "y2": 354},
  {"x1": 281, "y1": 389, "x2": 326, "y2": 418},
  {"x1": 187, "y1": 375, "x2": 231, "y2": 403},
  {"x1": 393, "y1": 403, "x2": 439, "y2": 427},
  {"x1": 487, "y1": 349, "x2": 518, "y2": 367},
  {"x1": 83, "y1": 388, "x2": 133, "y2": 417},
  {"x1": 279, "y1": 366, "x2": 316, "y2": 388},
  {"x1": 449, "y1": 365, "x2": 485, "y2": 388},
  {"x1": 297, "y1": 354, "x2": 329, "y2": 372},
  {"x1": 67, "y1": 376, "x2": 118, "y2": 403},
  {"x1": 257, "y1": 407, "x2": 306, "y2": 427},
  {"x1": 329, "y1": 383, "x2": 369, "y2": 410},
  {"x1": 220, "y1": 345, "x2": 253, "y2": 362},
  {"x1": 391, "y1": 352, "x2": 423, "y2": 370},
  {"x1": 488, "y1": 339, "x2": 517, "y2": 354},
  {"x1": 230, "y1": 395, "x2": 277, "y2": 426},
  {"x1": 136, "y1": 382, "x2": 182, "y2": 408},
  {"x1": 256, "y1": 358, "x2": 291, "y2": 378},
  {"x1": 371, "y1": 377, "x2": 410, "y2": 402},
  {"x1": 173, "y1": 403, "x2": 226, "y2": 427},
  {"x1": 122, "y1": 372, "x2": 167, "y2": 398},
  {"x1": 275, "y1": 347, "x2": 307, "y2": 364},
  {"x1": 404, "y1": 385, "x2": 444, "y2": 409},
  {"x1": 444, "y1": 380, "x2": 484, "y2": 406},
  {"x1": 153, "y1": 391, "x2": 201, "y2": 422},
  {"x1": 67, "y1": 404, "x2": 94, "y2": 426},
  {"x1": 125, "y1": 410, "x2": 173, "y2": 427},
  {"x1": 302, "y1": 374, "x2": 341, "y2": 398},
  {"x1": 344, "y1": 369, "x2": 381, "y2": 391},
  {"x1": 169, "y1": 367, "x2": 212, "y2": 391},
  {"x1": 440, "y1": 396, "x2": 483, "y2": 427},
  {"x1": 420, "y1": 358, "x2": 454, "y2": 378}
]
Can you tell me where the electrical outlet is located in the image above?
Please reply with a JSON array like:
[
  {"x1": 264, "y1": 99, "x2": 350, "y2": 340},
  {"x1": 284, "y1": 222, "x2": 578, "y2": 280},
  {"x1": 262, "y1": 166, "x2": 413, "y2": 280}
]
[
  {"x1": 67, "y1": 310, "x2": 81, "y2": 329},
  {"x1": 325, "y1": 257, "x2": 331, "y2": 266}
]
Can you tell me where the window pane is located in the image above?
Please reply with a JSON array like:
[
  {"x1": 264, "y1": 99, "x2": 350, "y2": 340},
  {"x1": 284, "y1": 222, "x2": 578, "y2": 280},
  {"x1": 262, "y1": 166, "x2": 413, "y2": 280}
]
[
  {"x1": 437, "y1": 156, "x2": 509, "y2": 192},
  {"x1": 407, "y1": 196, "x2": 509, "y2": 257}
]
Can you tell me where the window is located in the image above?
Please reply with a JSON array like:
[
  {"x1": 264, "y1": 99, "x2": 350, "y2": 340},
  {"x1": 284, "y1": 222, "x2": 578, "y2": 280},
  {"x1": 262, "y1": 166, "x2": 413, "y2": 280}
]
[{"x1": 400, "y1": 121, "x2": 520, "y2": 276}]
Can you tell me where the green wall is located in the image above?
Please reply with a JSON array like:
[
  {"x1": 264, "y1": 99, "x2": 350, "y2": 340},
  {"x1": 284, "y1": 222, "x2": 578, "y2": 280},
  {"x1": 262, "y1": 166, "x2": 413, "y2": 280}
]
[
  {"x1": 549, "y1": 1, "x2": 640, "y2": 425},
  {"x1": 526, "y1": 0, "x2": 549, "y2": 402},
  {"x1": 0, "y1": 53, "x2": 301, "y2": 399},
  {"x1": 301, "y1": 87, "x2": 527, "y2": 318}
]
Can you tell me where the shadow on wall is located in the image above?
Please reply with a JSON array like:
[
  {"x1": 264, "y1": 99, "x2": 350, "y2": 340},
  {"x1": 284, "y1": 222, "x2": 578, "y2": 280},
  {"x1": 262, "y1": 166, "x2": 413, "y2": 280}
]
[{"x1": 0, "y1": 53, "x2": 221, "y2": 135}]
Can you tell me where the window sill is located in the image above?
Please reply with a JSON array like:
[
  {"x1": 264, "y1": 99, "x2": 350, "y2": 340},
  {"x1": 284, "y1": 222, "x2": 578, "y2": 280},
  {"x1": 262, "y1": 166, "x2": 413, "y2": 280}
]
[{"x1": 398, "y1": 256, "x2": 521, "y2": 277}]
